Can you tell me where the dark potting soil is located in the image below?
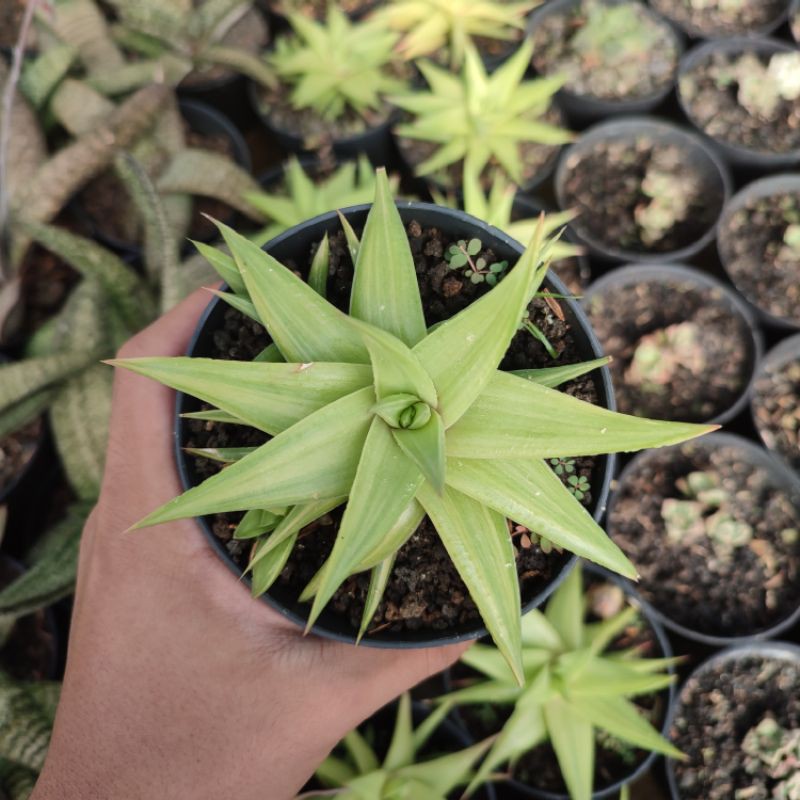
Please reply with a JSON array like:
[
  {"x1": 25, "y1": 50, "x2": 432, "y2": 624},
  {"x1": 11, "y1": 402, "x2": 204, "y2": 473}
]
[
  {"x1": 753, "y1": 356, "x2": 800, "y2": 473},
  {"x1": 0, "y1": 418, "x2": 40, "y2": 494},
  {"x1": 671, "y1": 655, "x2": 800, "y2": 800},
  {"x1": 20, "y1": 246, "x2": 80, "y2": 335},
  {"x1": 719, "y1": 190, "x2": 800, "y2": 325},
  {"x1": 609, "y1": 441, "x2": 800, "y2": 639},
  {"x1": 0, "y1": 0, "x2": 34, "y2": 49},
  {"x1": 585, "y1": 279, "x2": 752, "y2": 423},
  {"x1": 530, "y1": 1, "x2": 678, "y2": 101},
  {"x1": 560, "y1": 138, "x2": 720, "y2": 255},
  {"x1": 679, "y1": 50, "x2": 800, "y2": 155},
  {"x1": 650, "y1": 0, "x2": 787, "y2": 37},
  {"x1": 452, "y1": 579, "x2": 666, "y2": 795},
  {"x1": 185, "y1": 221, "x2": 602, "y2": 636}
]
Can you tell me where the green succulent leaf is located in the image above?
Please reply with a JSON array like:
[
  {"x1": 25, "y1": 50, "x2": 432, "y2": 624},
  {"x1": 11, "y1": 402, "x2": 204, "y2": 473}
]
[
  {"x1": 394, "y1": 737, "x2": 491, "y2": 796},
  {"x1": 567, "y1": 658, "x2": 675, "y2": 699},
  {"x1": 358, "y1": 555, "x2": 396, "y2": 643},
  {"x1": 511, "y1": 357, "x2": 611, "y2": 389},
  {"x1": 308, "y1": 232, "x2": 330, "y2": 297},
  {"x1": 193, "y1": 240, "x2": 246, "y2": 295},
  {"x1": 393, "y1": 411, "x2": 446, "y2": 494},
  {"x1": 545, "y1": 697, "x2": 594, "y2": 800},
  {"x1": 207, "y1": 288, "x2": 260, "y2": 323},
  {"x1": 384, "y1": 693, "x2": 413, "y2": 771},
  {"x1": 338, "y1": 211, "x2": 362, "y2": 264},
  {"x1": 545, "y1": 563, "x2": 583, "y2": 651},
  {"x1": 250, "y1": 532, "x2": 297, "y2": 597}
]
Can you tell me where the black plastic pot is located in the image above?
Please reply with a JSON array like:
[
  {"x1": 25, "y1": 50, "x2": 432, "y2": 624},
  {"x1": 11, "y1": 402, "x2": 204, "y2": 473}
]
[
  {"x1": 582, "y1": 263, "x2": 763, "y2": 426},
  {"x1": 175, "y1": 201, "x2": 617, "y2": 649},
  {"x1": 717, "y1": 173, "x2": 800, "y2": 331},
  {"x1": 555, "y1": 117, "x2": 732, "y2": 264},
  {"x1": 606, "y1": 431, "x2": 800, "y2": 648},
  {"x1": 750, "y1": 333, "x2": 800, "y2": 475},
  {"x1": 677, "y1": 37, "x2": 800, "y2": 170},
  {"x1": 665, "y1": 641, "x2": 800, "y2": 800},
  {"x1": 527, "y1": 0, "x2": 685, "y2": 124},
  {"x1": 647, "y1": 0, "x2": 790, "y2": 39}
]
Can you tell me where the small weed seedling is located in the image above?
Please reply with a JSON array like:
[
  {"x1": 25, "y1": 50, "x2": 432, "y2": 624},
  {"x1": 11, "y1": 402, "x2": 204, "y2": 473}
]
[{"x1": 445, "y1": 238, "x2": 509, "y2": 286}]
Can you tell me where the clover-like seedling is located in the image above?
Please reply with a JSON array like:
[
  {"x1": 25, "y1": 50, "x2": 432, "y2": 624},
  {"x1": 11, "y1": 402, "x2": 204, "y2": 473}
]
[
  {"x1": 440, "y1": 563, "x2": 683, "y2": 800},
  {"x1": 270, "y1": 6, "x2": 407, "y2": 121},
  {"x1": 391, "y1": 40, "x2": 572, "y2": 185},
  {"x1": 742, "y1": 715, "x2": 800, "y2": 800},
  {"x1": 568, "y1": 474, "x2": 590, "y2": 502},
  {"x1": 445, "y1": 238, "x2": 509, "y2": 286},
  {"x1": 550, "y1": 457, "x2": 576, "y2": 477},
  {"x1": 110, "y1": 169, "x2": 713, "y2": 680},
  {"x1": 376, "y1": 0, "x2": 537, "y2": 67}
]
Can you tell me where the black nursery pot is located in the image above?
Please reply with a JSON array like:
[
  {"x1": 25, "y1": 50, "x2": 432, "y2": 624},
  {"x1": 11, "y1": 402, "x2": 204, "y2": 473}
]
[
  {"x1": 647, "y1": 0, "x2": 790, "y2": 39},
  {"x1": 665, "y1": 641, "x2": 800, "y2": 800},
  {"x1": 527, "y1": 0, "x2": 685, "y2": 125},
  {"x1": 175, "y1": 202, "x2": 617, "y2": 649},
  {"x1": 581, "y1": 263, "x2": 763, "y2": 426},
  {"x1": 606, "y1": 432, "x2": 800, "y2": 647},
  {"x1": 717, "y1": 173, "x2": 800, "y2": 331},
  {"x1": 555, "y1": 117, "x2": 732, "y2": 264},
  {"x1": 677, "y1": 37, "x2": 800, "y2": 170}
]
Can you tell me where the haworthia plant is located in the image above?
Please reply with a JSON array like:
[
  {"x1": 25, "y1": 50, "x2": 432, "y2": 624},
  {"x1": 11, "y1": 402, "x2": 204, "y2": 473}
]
[
  {"x1": 300, "y1": 693, "x2": 491, "y2": 800},
  {"x1": 440, "y1": 563, "x2": 683, "y2": 800},
  {"x1": 111, "y1": 170, "x2": 714, "y2": 680}
]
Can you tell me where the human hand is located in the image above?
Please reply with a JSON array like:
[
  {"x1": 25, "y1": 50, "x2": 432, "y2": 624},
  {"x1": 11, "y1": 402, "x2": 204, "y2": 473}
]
[{"x1": 32, "y1": 289, "x2": 468, "y2": 800}]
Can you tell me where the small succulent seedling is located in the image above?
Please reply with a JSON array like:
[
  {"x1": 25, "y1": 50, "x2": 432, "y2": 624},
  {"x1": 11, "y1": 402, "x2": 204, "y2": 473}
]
[
  {"x1": 440, "y1": 563, "x2": 682, "y2": 800},
  {"x1": 270, "y1": 7, "x2": 406, "y2": 121},
  {"x1": 444, "y1": 238, "x2": 509, "y2": 286},
  {"x1": 303, "y1": 693, "x2": 491, "y2": 799},
  {"x1": 740, "y1": 715, "x2": 800, "y2": 800},
  {"x1": 376, "y1": 0, "x2": 538, "y2": 67},
  {"x1": 110, "y1": 170, "x2": 713, "y2": 679},
  {"x1": 391, "y1": 40, "x2": 572, "y2": 185},
  {"x1": 626, "y1": 322, "x2": 705, "y2": 391}
]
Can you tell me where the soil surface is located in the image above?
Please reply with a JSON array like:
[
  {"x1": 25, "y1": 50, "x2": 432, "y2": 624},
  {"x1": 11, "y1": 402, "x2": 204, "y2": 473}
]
[
  {"x1": 185, "y1": 220, "x2": 604, "y2": 637},
  {"x1": 560, "y1": 137, "x2": 722, "y2": 255},
  {"x1": 585, "y1": 278, "x2": 752, "y2": 422},
  {"x1": 752, "y1": 355, "x2": 800, "y2": 473},
  {"x1": 671, "y1": 654, "x2": 800, "y2": 800},
  {"x1": 650, "y1": 0, "x2": 787, "y2": 37},
  {"x1": 679, "y1": 49, "x2": 800, "y2": 155},
  {"x1": 609, "y1": 441, "x2": 800, "y2": 639},
  {"x1": 0, "y1": 0, "x2": 35, "y2": 49},
  {"x1": 530, "y1": 1, "x2": 678, "y2": 101},
  {"x1": 0, "y1": 418, "x2": 41, "y2": 495},
  {"x1": 20, "y1": 246, "x2": 80, "y2": 335},
  {"x1": 719, "y1": 190, "x2": 800, "y2": 325}
]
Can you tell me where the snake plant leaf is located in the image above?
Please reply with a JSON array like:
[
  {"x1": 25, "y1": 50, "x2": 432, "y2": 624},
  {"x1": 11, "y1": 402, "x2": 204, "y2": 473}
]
[
  {"x1": 584, "y1": 605, "x2": 639, "y2": 656},
  {"x1": 19, "y1": 44, "x2": 77, "y2": 109},
  {"x1": 393, "y1": 411, "x2": 446, "y2": 493},
  {"x1": 358, "y1": 555, "x2": 396, "y2": 642},
  {"x1": 316, "y1": 754, "x2": 357, "y2": 787},
  {"x1": 545, "y1": 563, "x2": 583, "y2": 650},
  {"x1": 255, "y1": 343, "x2": 284, "y2": 363},
  {"x1": 0, "y1": 676, "x2": 57, "y2": 772},
  {"x1": 345, "y1": 729, "x2": 381, "y2": 775},
  {"x1": 108, "y1": 357, "x2": 373, "y2": 435},
  {"x1": 337, "y1": 211, "x2": 361, "y2": 264},
  {"x1": 47, "y1": 0, "x2": 125, "y2": 73},
  {"x1": 446, "y1": 458, "x2": 636, "y2": 578},
  {"x1": 216, "y1": 221, "x2": 368, "y2": 364},
  {"x1": 568, "y1": 658, "x2": 675, "y2": 699},
  {"x1": 572, "y1": 695, "x2": 683, "y2": 759},
  {"x1": 383, "y1": 692, "x2": 413, "y2": 771},
  {"x1": 521, "y1": 608, "x2": 564, "y2": 651},
  {"x1": 545, "y1": 698, "x2": 594, "y2": 800},
  {"x1": 448, "y1": 370, "x2": 717, "y2": 458},
  {"x1": 0, "y1": 389, "x2": 55, "y2": 440},
  {"x1": 50, "y1": 78, "x2": 115, "y2": 136},
  {"x1": 201, "y1": 43, "x2": 276, "y2": 89},
  {"x1": 350, "y1": 169, "x2": 426, "y2": 347},
  {"x1": 0, "y1": 760, "x2": 37, "y2": 799},
  {"x1": 131, "y1": 388, "x2": 373, "y2": 527},
  {"x1": 192, "y1": 240, "x2": 246, "y2": 295},
  {"x1": 307, "y1": 418, "x2": 423, "y2": 630},
  {"x1": 511, "y1": 357, "x2": 611, "y2": 389},
  {"x1": 184, "y1": 447, "x2": 257, "y2": 465},
  {"x1": 0, "y1": 352, "x2": 95, "y2": 413},
  {"x1": 250, "y1": 534, "x2": 297, "y2": 597},
  {"x1": 308, "y1": 232, "x2": 330, "y2": 297},
  {"x1": 413, "y1": 223, "x2": 549, "y2": 428},
  {"x1": 394, "y1": 738, "x2": 492, "y2": 796},
  {"x1": 207, "y1": 288, "x2": 260, "y2": 322},
  {"x1": 234, "y1": 508, "x2": 287, "y2": 539},
  {"x1": 417, "y1": 483, "x2": 523, "y2": 685},
  {"x1": 181, "y1": 408, "x2": 245, "y2": 425}
]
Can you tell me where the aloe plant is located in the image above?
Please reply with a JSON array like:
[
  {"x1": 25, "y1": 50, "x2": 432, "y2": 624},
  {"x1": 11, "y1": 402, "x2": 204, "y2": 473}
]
[
  {"x1": 442, "y1": 563, "x2": 683, "y2": 800},
  {"x1": 110, "y1": 170, "x2": 713, "y2": 680},
  {"x1": 391, "y1": 39, "x2": 572, "y2": 187},
  {"x1": 376, "y1": 0, "x2": 538, "y2": 67},
  {"x1": 302, "y1": 693, "x2": 491, "y2": 799},
  {"x1": 269, "y1": 6, "x2": 406, "y2": 122}
]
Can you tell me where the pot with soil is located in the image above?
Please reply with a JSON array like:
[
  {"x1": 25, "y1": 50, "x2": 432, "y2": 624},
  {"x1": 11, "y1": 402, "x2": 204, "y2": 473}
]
[
  {"x1": 751, "y1": 334, "x2": 800, "y2": 476},
  {"x1": 175, "y1": 201, "x2": 618, "y2": 649},
  {"x1": 555, "y1": 117, "x2": 731, "y2": 263},
  {"x1": 647, "y1": 0, "x2": 790, "y2": 39},
  {"x1": 77, "y1": 99, "x2": 251, "y2": 257},
  {"x1": 607, "y1": 432, "x2": 800, "y2": 646},
  {"x1": 527, "y1": 0, "x2": 684, "y2": 123},
  {"x1": 666, "y1": 642, "x2": 800, "y2": 800},
  {"x1": 677, "y1": 37, "x2": 800, "y2": 170},
  {"x1": 717, "y1": 173, "x2": 800, "y2": 330},
  {"x1": 582, "y1": 264, "x2": 762, "y2": 425}
]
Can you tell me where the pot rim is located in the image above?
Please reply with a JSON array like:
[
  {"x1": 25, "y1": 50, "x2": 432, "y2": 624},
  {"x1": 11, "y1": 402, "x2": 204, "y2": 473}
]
[{"x1": 646, "y1": 0, "x2": 790, "y2": 40}]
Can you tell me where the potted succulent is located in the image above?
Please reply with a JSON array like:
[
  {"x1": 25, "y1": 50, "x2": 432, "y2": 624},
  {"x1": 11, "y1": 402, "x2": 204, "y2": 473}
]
[
  {"x1": 751, "y1": 335, "x2": 800, "y2": 476},
  {"x1": 667, "y1": 642, "x2": 800, "y2": 800},
  {"x1": 527, "y1": 0, "x2": 683, "y2": 123},
  {"x1": 300, "y1": 693, "x2": 495, "y2": 799},
  {"x1": 677, "y1": 38, "x2": 800, "y2": 169},
  {"x1": 582, "y1": 265, "x2": 762, "y2": 425},
  {"x1": 439, "y1": 562, "x2": 681, "y2": 800},
  {"x1": 263, "y1": 0, "x2": 381, "y2": 21},
  {"x1": 374, "y1": 0, "x2": 537, "y2": 69},
  {"x1": 109, "y1": 172, "x2": 712, "y2": 679},
  {"x1": 391, "y1": 40, "x2": 573, "y2": 194},
  {"x1": 648, "y1": 0, "x2": 791, "y2": 39},
  {"x1": 555, "y1": 118, "x2": 731, "y2": 263},
  {"x1": 607, "y1": 432, "x2": 800, "y2": 647},
  {"x1": 717, "y1": 173, "x2": 800, "y2": 330},
  {"x1": 251, "y1": 7, "x2": 409, "y2": 162}
]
